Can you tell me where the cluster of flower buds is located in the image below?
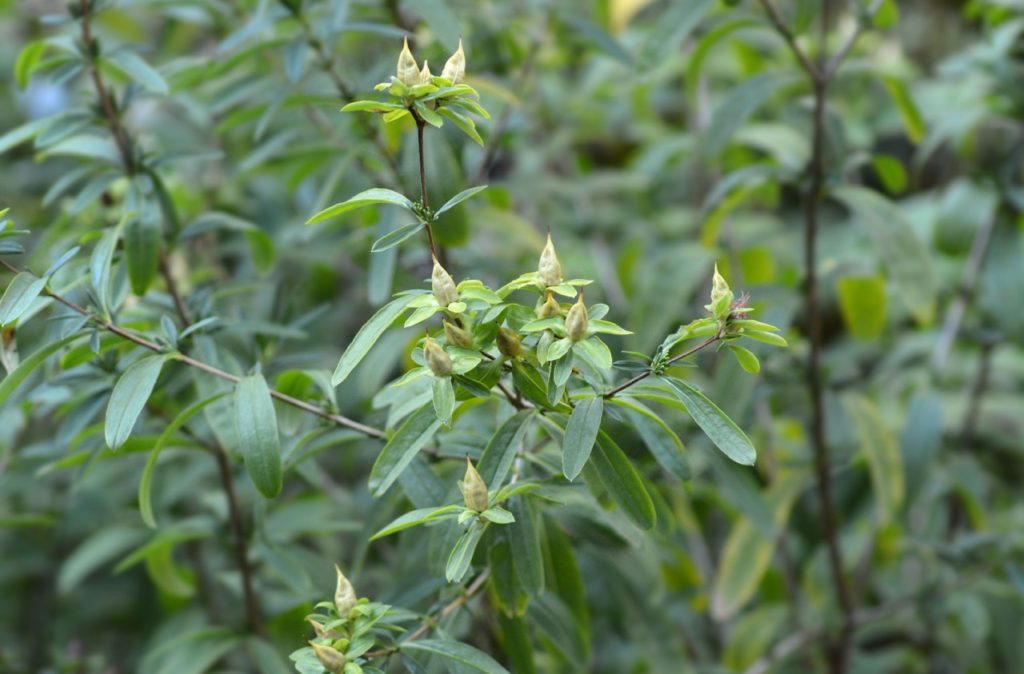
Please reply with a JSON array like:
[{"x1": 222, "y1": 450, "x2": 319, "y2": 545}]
[{"x1": 397, "y1": 37, "x2": 466, "y2": 86}]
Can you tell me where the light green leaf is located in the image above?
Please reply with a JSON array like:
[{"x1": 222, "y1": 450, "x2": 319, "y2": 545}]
[
  {"x1": 0, "y1": 334, "x2": 82, "y2": 407},
  {"x1": 0, "y1": 272, "x2": 46, "y2": 327},
  {"x1": 562, "y1": 397, "x2": 603, "y2": 481},
  {"x1": 431, "y1": 375, "x2": 455, "y2": 426},
  {"x1": 664, "y1": 377, "x2": 756, "y2": 465},
  {"x1": 341, "y1": 100, "x2": 405, "y2": 112},
  {"x1": 234, "y1": 373, "x2": 283, "y2": 498},
  {"x1": 434, "y1": 185, "x2": 488, "y2": 219},
  {"x1": 705, "y1": 73, "x2": 798, "y2": 156},
  {"x1": 882, "y1": 75, "x2": 925, "y2": 143},
  {"x1": 369, "y1": 404, "x2": 441, "y2": 497},
  {"x1": 105, "y1": 355, "x2": 169, "y2": 450},
  {"x1": 837, "y1": 275, "x2": 887, "y2": 340},
  {"x1": 846, "y1": 393, "x2": 904, "y2": 524},
  {"x1": 728, "y1": 344, "x2": 761, "y2": 374},
  {"x1": 104, "y1": 50, "x2": 169, "y2": 94},
  {"x1": 306, "y1": 188, "x2": 413, "y2": 225},
  {"x1": 371, "y1": 222, "x2": 422, "y2": 252},
  {"x1": 445, "y1": 523, "x2": 485, "y2": 583},
  {"x1": 15, "y1": 41, "x2": 48, "y2": 89},
  {"x1": 402, "y1": 639, "x2": 510, "y2": 674},
  {"x1": 331, "y1": 295, "x2": 413, "y2": 385},
  {"x1": 370, "y1": 505, "x2": 462, "y2": 540},
  {"x1": 636, "y1": 0, "x2": 717, "y2": 71}
]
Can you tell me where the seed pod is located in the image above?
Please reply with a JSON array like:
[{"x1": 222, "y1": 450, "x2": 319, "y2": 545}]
[
  {"x1": 496, "y1": 326, "x2": 522, "y2": 358},
  {"x1": 538, "y1": 292, "x2": 561, "y2": 319},
  {"x1": 441, "y1": 39, "x2": 465, "y2": 84},
  {"x1": 307, "y1": 618, "x2": 341, "y2": 640},
  {"x1": 431, "y1": 256, "x2": 459, "y2": 307},
  {"x1": 424, "y1": 337, "x2": 452, "y2": 376},
  {"x1": 538, "y1": 233, "x2": 563, "y2": 286},
  {"x1": 334, "y1": 564, "x2": 357, "y2": 617},
  {"x1": 309, "y1": 642, "x2": 347, "y2": 673},
  {"x1": 397, "y1": 38, "x2": 420, "y2": 86},
  {"x1": 419, "y1": 60, "x2": 432, "y2": 84},
  {"x1": 461, "y1": 457, "x2": 489, "y2": 512},
  {"x1": 444, "y1": 320, "x2": 474, "y2": 348},
  {"x1": 565, "y1": 293, "x2": 589, "y2": 342}
]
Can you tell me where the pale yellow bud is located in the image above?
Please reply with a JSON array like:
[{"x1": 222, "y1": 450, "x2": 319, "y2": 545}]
[
  {"x1": 307, "y1": 618, "x2": 341, "y2": 640},
  {"x1": 538, "y1": 234, "x2": 562, "y2": 286},
  {"x1": 424, "y1": 337, "x2": 452, "y2": 376},
  {"x1": 461, "y1": 457, "x2": 489, "y2": 512},
  {"x1": 419, "y1": 60, "x2": 432, "y2": 84},
  {"x1": 334, "y1": 564, "x2": 357, "y2": 617},
  {"x1": 397, "y1": 38, "x2": 420, "y2": 86},
  {"x1": 309, "y1": 642, "x2": 347, "y2": 673},
  {"x1": 431, "y1": 257, "x2": 458, "y2": 307},
  {"x1": 444, "y1": 320, "x2": 474, "y2": 348},
  {"x1": 565, "y1": 294, "x2": 588, "y2": 342},
  {"x1": 441, "y1": 39, "x2": 465, "y2": 84},
  {"x1": 496, "y1": 326, "x2": 521, "y2": 358},
  {"x1": 709, "y1": 264, "x2": 734, "y2": 317},
  {"x1": 538, "y1": 292, "x2": 562, "y2": 319}
]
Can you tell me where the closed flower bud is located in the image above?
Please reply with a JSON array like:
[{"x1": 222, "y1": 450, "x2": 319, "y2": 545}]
[
  {"x1": 307, "y1": 618, "x2": 341, "y2": 640},
  {"x1": 424, "y1": 337, "x2": 452, "y2": 376},
  {"x1": 538, "y1": 292, "x2": 561, "y2": 319},
  {"x1": 444, "y1": 320, "x2": 473, "y2": 348},
  {"x1": 431, "y1": 256, "x2": 458, "y2": 307},
  {"x1": 496, "y1": 326, "x2": 522, "y2": 358},
  {"x1": 334, "y1": 564, "x2": 357, "y2": 617},
  {"x1": 397, "y1": 38, "x2": 420, "y2": 86},
  {"x1": 309, "y1": 641, "x2": 347, "y2": 673},
  {"x1": 538, "y1": 234, "x2": 563, "y2": 286},
  {"x1": 461, "y1": 458, "x2": 489, "y2": 512},
  {"x1": 709, "y1": 264, "x2": 734, "y2": 317},
  {"x1": 419, "y1": 60, "x2": 432, "y2": 84},
  {"x1": 441, "y1": 39, "x2": 465, "y2": 84},
  {"x1": 565, "y1": 294, "x2": 588, "y2": 342}
]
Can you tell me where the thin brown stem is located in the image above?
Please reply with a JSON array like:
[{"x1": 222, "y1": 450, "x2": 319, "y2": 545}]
[
  {"x1": 603, "y1": 334, "x2": 721, "y2": 399},
  {"x1": 214, "y1": 445, "x2": 263, "y2": 634},
  {"x1": 79, "y1": 0, "x2": 134, "y2": 173},
  {"x1": 755, "y1": 0, "x2": 821, "y2": 83},
  {"x1": 0, "y1": 259, "x2": 385, "y2": 439},
  {"x1": 416, "y1": 119, "x2": 441, "y2": 262},
  {"x1": 159, "y1": 251, "x2": 191, "y2": 326}
]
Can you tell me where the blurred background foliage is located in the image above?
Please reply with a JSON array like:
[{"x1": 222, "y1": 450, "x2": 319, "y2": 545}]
[{"x1": 1, "y1": 0, "x2": 1023, "y2": 672}]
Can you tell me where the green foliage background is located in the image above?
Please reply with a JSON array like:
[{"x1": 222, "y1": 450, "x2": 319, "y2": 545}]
[{"x1": 1, "y1": 0, "x2": 1023, "y2": 672}]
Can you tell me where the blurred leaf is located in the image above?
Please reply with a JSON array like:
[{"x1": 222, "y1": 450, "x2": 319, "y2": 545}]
[
  {"x1": 234, "y1": 373, "x2": 283, "y2": 498},
  {"x1": 837, "y1": 275, "x2": 887, "y2": 340},
  {"x1": 0, "y1": 272, "x2": 46, "y2": 327},
  {"x1": 705, "y1": 73, "x2": 798, "y2": 156},
  {"x1": 636, "y1": 0, "x2": 716, "y2": 71},
  {"x1": 104, "y1": 49, "x2": 169, "y2": 94},
  {"x1": 846, "y1": 393, "x2": 904, "y2": 524},
  {"x1": 402, "y1": 638, "x2": 510, "y2": 674},
  {"x1": 882, "y1": 75, "x2": 925, "y2": 143}
]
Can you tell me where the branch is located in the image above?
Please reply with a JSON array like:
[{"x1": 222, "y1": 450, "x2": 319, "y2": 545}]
[
  {"x1": 415, "y1": 118, "x2": 441, "y2": 262},
  {"x1": 603, "y1": 334, "x2": 721, "y2": 399},
  {"x1": 755, "y1": 0, "x2": 821, "y2": 82},
  {"x1": 214, "y1": 444, "x2": 264, "y2": 634},
  {"x1": 0, "y1": 259, "x2": 385, "y2": 439},
  {"x1": 79, "y1": 0, "x2": 135, "y2": 172}
]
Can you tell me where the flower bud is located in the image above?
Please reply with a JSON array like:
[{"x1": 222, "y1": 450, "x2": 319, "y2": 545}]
[
  {"x1": 538, "y1": 292, "x2": 561, "y2": 319},
  {"x1": 538, "y1": 234, "x2": 563, "y2": 286},
  {"x1": 565, "y1": 294, "x2": 588, "y2": 342},
  {"x1": 424, "y1": 337, "x2": 452, "y2": 376},
  {"x1": 419, "y1": 60, "x2": 432, "y2": 84},
  {"x1": 307, "y1": 618, "x2": 341, "y2": 640},
  {"x1": 431, "y1": 256, "x2": 458, "y2": 307},
  {"x1": 309, "y1": 641, "x2": 347, "y2": 673},
  {"x1": 709, "y1": 264, "x2": 734, "y2": 318},
  {"x1": 461, "y1": 458, "x2": 488, "y2": 512},
  {"x1": 334, "y1": 564, "x2": 357, "y2": 617},
  {"x1": 444, "y1": 320, "x2": 473, "y2": 348},
  {"x1": 496, "y1": 326, "x2": 522, "y2": 358},
  {"x1": 441, "y1": 39, "x2": 465, "y2": 84},
  {"x1": 397, "y1": 38, "x2": 420, "y2": 86}
]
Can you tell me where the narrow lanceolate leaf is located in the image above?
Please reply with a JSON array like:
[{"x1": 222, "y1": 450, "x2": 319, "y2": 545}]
[
  {"x1": 583, "y1": 431, "x2": 656, "y2": 530},
  {"x1": 104, "y1": 50, "x2": 169, "y2": 94},
  {"x1": 0, "y1": 334, "x2": 82, "y2": 406},
  {"x1": 434, "y1": 185, "x2": 488, "y2": 219},
  {"x1": 664, "y1": 377, "x2": 757, "y2": 465},
  {"x1": 402, "y1": 639, "x2": 510, "y2": 674},
  {"x1": 105, "y1": 355, "x2": 169, "y2": 450},
  {"x1": 234, "y1": 373, "x2": 282, "y2": 498},
  {"x1": 431, "y1": 376, "x2": 455, "y2": 426},
  {"x1": 368, "y1": 404, "x2": 441, "y2": 497},
  {"x1": 370, "y1": 504, "x2": 462, "y2": 540},
  {"x1": 508, "y1": 498, "x2": 544, "y2": 595},
  {"x1": 608, "y1": 397, "x2": 688, "y2": 481},
  {"x1": 125, "y1": 220, "x2": 161, "y2": 295},
  {"x1": 306, "y1": 188, "x2": 413, "y2": 225},
  {"x1": 0, "y1": 272, "x2": 46, "y2": 327},
  {"x1": 331, "y1": 295, "x2": 412, "y2": 386},
  {"x1": 711, "y1": 470, "x2": 807, "y2": 619},
  {"x1": 477, "y1": 410, "x2": 536, "y2": 490},
  {"x1": 446, "y1": 522, "x2": 485, "y2": 582},
  {"x1": 846, "y1": 393, "x2": 904, "y2": 524},
  {"x1": 705, "y1": 73, "x2": 798, "y2": 156},
  {"x1": 91, "y1": 222, "x2": 125, "y2": 314},
  {"x1": 139, "y1": 394, "x2": 227, "y2": 528},
  {"x1": 370, "y1": 222, "x2": 423, "y2": 252},
  {"x1": 562, "y1": 397, "x2": 603, "y2": 481}
]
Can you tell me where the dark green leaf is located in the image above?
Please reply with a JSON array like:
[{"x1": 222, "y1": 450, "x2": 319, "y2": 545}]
[
  {"x1": 234, "y1": 373, "x2": 283, "y2": 498},
  {"x1": 369, "y1": 404, "x2": 441, "y2": 497},
  {"x1": 664, "y1": 377, "x2": 757, "y2": 465},
  {"x1": 401, "y1": 638, "x2": 510, "y2": 674},
  {"x1": 562, "y1": 397, "x2": 603, "y2": 481},
  {"x1": 105, "y1": 355, "x2": 169, "y2": 450}
]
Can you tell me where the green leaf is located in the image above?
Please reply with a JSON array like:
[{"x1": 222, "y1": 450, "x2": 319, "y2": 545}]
[
  {"x1": 434, "y1": 185, "x2": 488, "y2": 219},
  {"x1": 711, "y1": 469, "x2": 807, "y2": 619},
  {"x1": 369, "y1": 404, "x2": 441, "y2": 497},
  {"x1": 331, "y1": 295, "x2": 413, "y2": 386},
  {"x1": 370, "y1": 222, "x2": 423, "y2": 252},
  {"x1": 370, "y1": 505, "x2": 462, "y2": 540},
  {"x1": 882, "y1": 75, "x2": 925, "y2": 143},
  {"x1": 705, "y1": 73, "x2": 798, "y2": 156},
  {"x1": 477, "y1": 410, "x2": 536, "y2": 490},
  {"x1": 91, "y1": 219, "x2": 127, "y2": 314},
  {"x1": 0, "y1": 272, "x2": 46, "y2": 327},
  {"x1": 402, "y1": 639, "x2": 510, "y2": 674},
  {"x1": 636, "y1": 0, "x2": 717, "y2": 71},
  {"x1": 608, "y1": 397, "x2": 689, "y2": 481},
  {"x1": 234, "y1": 373, "x2": 283, "y2": 498},
  {"x1": 833, "y1": 186, "x2": 936, "y2": 324},
  {"x1": 663, "y1": 377, "x2": 756, "y2": 465},
  {"x1": 41, "y1": 134, "x2": 121, "y2": 164},
  {"x1": 125, "y1": 219, "x2": 161, "y2": 295},
  {"x1": 0, "y1": 116, "x2": 52, "y2": 155},
  {"x1": 508, "y1": 497, "x2": 544, "y2": 595},
  {"x1": 437, "y1": 107, "x2": 483, "y2": 145},
  {"x1": 871, "y1": 154, "x2": 907, "y2": 194},
  {"x1": 837, "y1": 275, "x2": 887, "y2": 340},
  {"x1": 105, "y1": 355, "x2": 169, "y2": 450},
  {"x1": 431, "y1": 375, "x2": 455, "y2": 426},
  {"x1": 15, "y1": 41, "x2": 48, "y2": 89},
  {"x1": 0, "y1": 334, "x2": 82, "y2": 407},
  {"x1": 306, "y1": 188, "x2": 414, "y2": 225},
  {"x1": 341, "y1": 100, "x2": 405, "y2": 112},
  {"x1": 728, "y1": 344, "x2": 761, "y2": 374},
  {"x1": 846, "y1": 393, "x2": 904, "y2": 525},
  {"x1": 445, "y1": 523, "x2": 485, "y2": 582},
  {"x1": 104, "y1": 50, "x2": 169, "y2": 94},
  {"x1": 139, "y1": 394, "x2": 227, "y2": 528},
  {"x1": 583, "y1": 431, "x2": 656, "y2": 530},
  {"x1": 562, "y1": 397, "x2": 603, "y2": 481}
]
